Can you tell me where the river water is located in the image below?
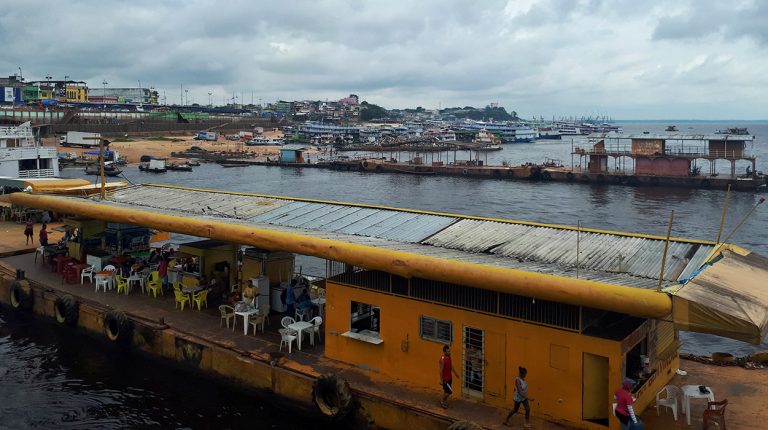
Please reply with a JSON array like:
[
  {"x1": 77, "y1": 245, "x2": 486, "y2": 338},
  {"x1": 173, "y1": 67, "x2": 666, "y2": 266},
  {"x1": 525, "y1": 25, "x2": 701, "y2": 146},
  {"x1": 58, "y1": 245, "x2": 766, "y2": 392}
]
[{"x1": 4, "y1": 121, "x2": 764, "y2": 428}]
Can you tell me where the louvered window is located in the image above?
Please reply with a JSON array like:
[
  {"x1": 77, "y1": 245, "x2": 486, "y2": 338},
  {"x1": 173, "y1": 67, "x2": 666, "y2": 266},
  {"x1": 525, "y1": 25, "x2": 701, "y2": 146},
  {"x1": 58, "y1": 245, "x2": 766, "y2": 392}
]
[{"x1": 420, "y1": 315, "x2": 453, "y2": 344}]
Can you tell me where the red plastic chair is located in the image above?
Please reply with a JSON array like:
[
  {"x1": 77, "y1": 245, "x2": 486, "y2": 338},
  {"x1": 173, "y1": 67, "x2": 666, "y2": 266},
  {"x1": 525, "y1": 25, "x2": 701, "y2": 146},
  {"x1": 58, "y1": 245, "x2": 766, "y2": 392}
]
[{"x1": 703, "y1": 399, "x2": 727, "y2": 430}]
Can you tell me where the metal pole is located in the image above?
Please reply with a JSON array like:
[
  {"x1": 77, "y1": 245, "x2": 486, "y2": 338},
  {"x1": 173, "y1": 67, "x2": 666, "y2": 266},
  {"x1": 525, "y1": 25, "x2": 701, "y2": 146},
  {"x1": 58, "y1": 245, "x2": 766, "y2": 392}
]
[
  {"x1": 715, "y1": 184, "x2": 732, "y2": 243},
  {"x1": 657, "y1": 210, "x2": 675, "y2": 291},
  {"x1": 99, "y1": 137, "x2": 106, "y2": 200}
]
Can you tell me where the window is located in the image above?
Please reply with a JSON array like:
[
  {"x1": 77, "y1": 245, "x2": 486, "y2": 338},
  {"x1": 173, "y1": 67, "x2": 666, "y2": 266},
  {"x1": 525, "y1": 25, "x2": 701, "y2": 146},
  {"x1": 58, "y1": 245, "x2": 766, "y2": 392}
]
[
  {"x1": 420, "y1": 315, "x2": 452, "y2": 344},
  {"x1": 350, "y1": 301, "x2": 380, "y2": 337}
]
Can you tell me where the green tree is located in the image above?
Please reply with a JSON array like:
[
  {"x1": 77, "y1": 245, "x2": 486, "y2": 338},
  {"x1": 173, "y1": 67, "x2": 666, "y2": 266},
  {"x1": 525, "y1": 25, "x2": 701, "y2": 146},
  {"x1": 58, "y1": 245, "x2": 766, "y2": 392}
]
[{"x1": 360, "y1": 102, "x2": 389, "y2": 121}]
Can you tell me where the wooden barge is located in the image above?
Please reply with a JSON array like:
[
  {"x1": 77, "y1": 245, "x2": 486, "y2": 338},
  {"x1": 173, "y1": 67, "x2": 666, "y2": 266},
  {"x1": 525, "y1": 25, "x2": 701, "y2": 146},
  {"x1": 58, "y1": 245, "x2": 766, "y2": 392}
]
[{"x1": 2, "y1": 185, "x2": 768, "y2": 429}]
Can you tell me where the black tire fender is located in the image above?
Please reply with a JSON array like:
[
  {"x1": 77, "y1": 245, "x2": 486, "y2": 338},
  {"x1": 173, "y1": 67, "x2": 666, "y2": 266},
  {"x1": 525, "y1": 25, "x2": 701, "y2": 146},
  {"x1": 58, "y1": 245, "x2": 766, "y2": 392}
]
[
  {"x1": 54, "y1": 294, "x2": 79, "y2": 326},
  {"x1": 104, "y1": 310, "x2": 133, "y2": 344},
  {"x1": 9, "y1": 280, "x2": 33, "y2": 311},
  {"x1": 462, "y1": 169, "x2": 468, "y2": 175},
  {"x1": 447, "y1": 421, "x2": 483, "y2": 430},
  {"x1": 361, "y1": 161, "x2": 369, "y2": 169},
  {"x1": 313, "y1": 374, "x2": 354, "y2": 419},
  {"x1": 541, "y1": 170, "x2": 552, "y2": 180}
]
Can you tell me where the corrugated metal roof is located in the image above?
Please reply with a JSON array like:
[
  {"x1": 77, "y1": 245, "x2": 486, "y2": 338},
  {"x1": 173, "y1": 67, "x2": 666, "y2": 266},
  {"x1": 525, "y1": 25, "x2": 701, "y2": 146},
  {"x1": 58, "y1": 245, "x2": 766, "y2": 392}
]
[
  {"x1": 424, "y1": 219, "x2": 710, "y2": 282},
  {"x1": 85, "y1": 184, "x2": 713, "y2": 289}
]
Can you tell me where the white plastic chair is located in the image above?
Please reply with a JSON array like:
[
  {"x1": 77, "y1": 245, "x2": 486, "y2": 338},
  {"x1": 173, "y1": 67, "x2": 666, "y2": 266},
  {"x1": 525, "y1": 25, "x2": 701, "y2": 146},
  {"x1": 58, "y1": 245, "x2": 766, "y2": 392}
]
[
  {"x1": 295, "y1": 307, "x2": 309, "y2": 322},
  {"x1": 656, "y1": 384, "x2": 682, "y2": 421},
  {"x1": 35, "y1": 246, "x2": 46, "y2": 263},
  {"x1": 80, "y1": 266, "x2": 94, "y2": 284},
  {"x1": 102, "y1": 265, "x2": 116, "y2": 289},
  {"x1": 309, "y1": 316, "x2": 323, "y2": 346},
  {"x1": 95, "y1": 275, "x2": 111, "y2": 292},
  {"x1": 219, "y1": 305, "x2": 235, "y2": 328},
  {"x1": 281, "y1": 316, "x2": 297, "y2": 335},
  {"x1": 279, "y1": 328, "x2": 297, "y2": 353}
]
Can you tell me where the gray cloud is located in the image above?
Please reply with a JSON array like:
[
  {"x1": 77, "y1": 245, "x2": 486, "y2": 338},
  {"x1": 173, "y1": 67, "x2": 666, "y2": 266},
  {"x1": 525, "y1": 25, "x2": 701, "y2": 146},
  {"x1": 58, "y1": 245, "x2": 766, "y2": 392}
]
[{"x1": 0, "y1": 0, "x2": 766, "y2": 118}]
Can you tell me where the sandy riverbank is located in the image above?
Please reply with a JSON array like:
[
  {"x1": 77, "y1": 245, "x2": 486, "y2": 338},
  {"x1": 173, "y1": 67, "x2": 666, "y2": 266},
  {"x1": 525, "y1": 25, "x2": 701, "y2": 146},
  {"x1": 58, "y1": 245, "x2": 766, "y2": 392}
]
[{"x1": 44, "y1": 130, "x2": 300, "y2": 164}]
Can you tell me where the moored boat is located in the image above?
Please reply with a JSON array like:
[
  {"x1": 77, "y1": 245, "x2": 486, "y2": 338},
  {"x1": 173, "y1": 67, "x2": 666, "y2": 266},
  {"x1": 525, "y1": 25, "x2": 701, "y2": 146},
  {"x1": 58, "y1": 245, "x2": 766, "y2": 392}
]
[{"x1": 84, "y1": 164, "x2": 123, "y2": 177}]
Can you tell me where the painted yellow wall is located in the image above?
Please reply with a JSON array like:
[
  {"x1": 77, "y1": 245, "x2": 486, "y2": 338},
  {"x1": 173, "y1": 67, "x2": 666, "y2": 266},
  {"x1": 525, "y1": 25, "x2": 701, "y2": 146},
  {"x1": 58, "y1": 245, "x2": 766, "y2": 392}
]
[
  {"x1": 324, "y1": 282, "x2": 631, "y2": 429},
  {"x1": 65, "y1": 85, "x2": 88, "y2": 102}
]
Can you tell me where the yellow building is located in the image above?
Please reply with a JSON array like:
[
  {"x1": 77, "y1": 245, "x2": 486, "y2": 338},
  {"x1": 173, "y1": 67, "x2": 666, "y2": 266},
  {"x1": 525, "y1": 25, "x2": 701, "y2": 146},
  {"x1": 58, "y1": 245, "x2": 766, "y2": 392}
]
[
  {"x1": 6, "y1": 184, "x2": 767, "y2": 430},
  {"x1": 65, "y1": 83, "x2": 89, "y2": 102}
]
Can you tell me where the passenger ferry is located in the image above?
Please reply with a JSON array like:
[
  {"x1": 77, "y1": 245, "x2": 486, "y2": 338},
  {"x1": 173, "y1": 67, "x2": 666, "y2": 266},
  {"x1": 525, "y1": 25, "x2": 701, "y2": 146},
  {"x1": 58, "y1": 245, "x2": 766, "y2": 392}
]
[{"x1": 459, "y1": 121, "x2": 536, "y2": 143}]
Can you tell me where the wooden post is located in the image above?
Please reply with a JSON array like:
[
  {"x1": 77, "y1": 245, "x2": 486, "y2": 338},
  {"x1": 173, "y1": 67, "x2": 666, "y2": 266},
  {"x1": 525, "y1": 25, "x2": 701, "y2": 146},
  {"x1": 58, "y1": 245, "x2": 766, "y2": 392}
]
[
  {"x1": 657, "y1": 210, "x2": 675, "y2": 291},
  {"x1": 715, "y1": 184, "x2": 731, "y2": 243}
]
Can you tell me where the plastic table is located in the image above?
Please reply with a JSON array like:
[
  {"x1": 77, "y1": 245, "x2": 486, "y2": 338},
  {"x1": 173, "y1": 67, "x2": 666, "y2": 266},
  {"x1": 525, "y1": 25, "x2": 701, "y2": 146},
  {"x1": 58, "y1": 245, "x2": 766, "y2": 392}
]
[{"x1": 681, "y1": 384, "x2": 715, "y2": 426}]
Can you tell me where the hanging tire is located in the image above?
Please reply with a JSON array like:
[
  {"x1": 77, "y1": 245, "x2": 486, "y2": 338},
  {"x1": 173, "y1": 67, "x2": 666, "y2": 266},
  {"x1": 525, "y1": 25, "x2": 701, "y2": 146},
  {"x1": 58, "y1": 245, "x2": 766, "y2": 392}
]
[
  {"x1": 447, "y1": 421, "x2": 483, "y2": 430},
  {"x1": 9, "y1": 280, "x2": 33, "y2": 311},
  {"x1": 54, "y1": 294, "x2": 79, "y2": 326},
  {"x1": 104, "y1": 310, "x2": 133, "y2": 345},
  {"x1": 462, "y1": 169, "x2": 468, "y2": 175},
  {"x1": 361, "y1": 161, "x2": 369, "y2": 169},
  {"x1": 313, "y1": 374, "x2": 354, "y2": 419},
  {"x1": 541, "y1": 170, "x2": 551, "y2": 180}
]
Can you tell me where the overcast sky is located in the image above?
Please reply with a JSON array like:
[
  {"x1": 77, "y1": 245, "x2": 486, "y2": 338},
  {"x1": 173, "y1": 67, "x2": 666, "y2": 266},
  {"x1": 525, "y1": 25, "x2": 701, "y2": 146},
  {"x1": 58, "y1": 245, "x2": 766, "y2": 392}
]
[{"x1": 2, "y1": 0, "x2": 767, "y2": 119}]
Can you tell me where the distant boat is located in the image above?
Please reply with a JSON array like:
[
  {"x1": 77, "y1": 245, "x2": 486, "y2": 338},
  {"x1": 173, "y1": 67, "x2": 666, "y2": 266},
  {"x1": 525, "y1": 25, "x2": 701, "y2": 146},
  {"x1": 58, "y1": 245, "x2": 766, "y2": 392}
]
[
  {"x1": 716, "y1": 127, "x2": 749, "y2": 135},
  {"x1": 139, "y1": 159, "x2": 167, "y2": 173},
  {"x1": 167, "y1": 163, "x2": 193, "y2": 172},
  {"x1": 665, "y1": 125, "x2": 678, "y2": 132},
  {"x1": 84, "y1": 164, "x2": 122, "y2": 177},
  {"x1": 220, "y1": 163, "x2": 248, "y2": 168}
]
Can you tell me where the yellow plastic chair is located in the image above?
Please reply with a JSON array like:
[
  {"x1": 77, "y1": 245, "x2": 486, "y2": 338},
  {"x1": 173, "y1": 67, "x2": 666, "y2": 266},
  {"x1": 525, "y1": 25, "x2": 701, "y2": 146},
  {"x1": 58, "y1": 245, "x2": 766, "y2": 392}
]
[
  {"x1": 174, "y1": 289, "x2": 191, "y2": 311},
  {"x1": 192, "y1": 289, "x2": 209, "y2": 310},
  {"x1": 146, "y1": 278, "x2": 163, "y2": 298},
  {"x1": 115, "y1": 275, "x2": 129, "y2": 295}
]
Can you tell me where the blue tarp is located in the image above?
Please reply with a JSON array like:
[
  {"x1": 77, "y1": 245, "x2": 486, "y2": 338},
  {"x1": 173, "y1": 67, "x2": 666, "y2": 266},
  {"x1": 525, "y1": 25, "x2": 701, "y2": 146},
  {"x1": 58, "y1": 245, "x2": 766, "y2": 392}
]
[
  {"x1": 84, "y1": 150, "x2": 114, "y2": 157},
  {"x1": 41, "y1": 99, "x2": 58, "y2": 105}
]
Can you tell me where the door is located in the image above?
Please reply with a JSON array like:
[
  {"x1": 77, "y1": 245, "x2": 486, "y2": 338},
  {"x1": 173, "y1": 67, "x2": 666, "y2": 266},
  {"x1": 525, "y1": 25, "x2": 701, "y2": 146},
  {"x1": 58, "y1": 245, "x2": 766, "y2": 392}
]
[
  {"x1": 583, "y1": 353, "x2": 610, "y2": 425},
  {"x1": 484, "y1": 330, "x2": 506, "y2": 398}
]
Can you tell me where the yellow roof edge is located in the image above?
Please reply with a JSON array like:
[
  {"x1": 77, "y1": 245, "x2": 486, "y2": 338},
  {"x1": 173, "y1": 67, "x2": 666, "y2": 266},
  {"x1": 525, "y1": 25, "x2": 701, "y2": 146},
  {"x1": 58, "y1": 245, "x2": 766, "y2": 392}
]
[{"x1": 144, "y1": 183, "x2": 717, "y2": 246}]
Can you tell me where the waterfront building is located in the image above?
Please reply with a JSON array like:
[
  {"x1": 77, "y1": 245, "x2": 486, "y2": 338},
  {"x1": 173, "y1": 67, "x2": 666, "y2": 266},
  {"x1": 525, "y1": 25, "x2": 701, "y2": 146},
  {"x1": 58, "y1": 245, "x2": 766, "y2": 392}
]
[
  {"x1": 92, "y1": 87, "x2": 158, "y2": 105},
  {"x1": 4, "y1": 183, "x2": 766, "y2": 429}
]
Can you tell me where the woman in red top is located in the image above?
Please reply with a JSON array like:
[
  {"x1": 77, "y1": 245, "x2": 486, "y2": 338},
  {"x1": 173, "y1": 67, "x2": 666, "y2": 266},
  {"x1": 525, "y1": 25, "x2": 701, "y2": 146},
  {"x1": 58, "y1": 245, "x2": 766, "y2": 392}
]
[
  {"x1": 615, "y1": 378, "x2": 638, "y2": 428},
  {"x1": 439, "y1": 345, "x2": 459, "y2": 409},
  {"x1": 24, "y1": 219, "x2": 34, "y2": 245}
]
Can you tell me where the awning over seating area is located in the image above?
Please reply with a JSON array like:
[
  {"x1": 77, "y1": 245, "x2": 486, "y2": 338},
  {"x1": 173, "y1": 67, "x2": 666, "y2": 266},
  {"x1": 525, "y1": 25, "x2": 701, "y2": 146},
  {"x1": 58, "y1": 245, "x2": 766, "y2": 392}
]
[{"x1": 671, "y1": 250, "x2": 768, "y2": 344}]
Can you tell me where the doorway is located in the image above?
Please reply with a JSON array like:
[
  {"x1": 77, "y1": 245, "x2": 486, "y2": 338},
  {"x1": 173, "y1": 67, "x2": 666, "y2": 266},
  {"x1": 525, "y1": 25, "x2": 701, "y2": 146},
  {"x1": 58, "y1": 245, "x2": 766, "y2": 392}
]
[
  {"x1": 463, "y1": 326, "x2": 506, "y2": 398},
  {"x1": 583, "y1": 353, "x2": 609, "y2": 426},
  {"x1": 462, "y1": 327, "x2": 484, "y2": 395}
]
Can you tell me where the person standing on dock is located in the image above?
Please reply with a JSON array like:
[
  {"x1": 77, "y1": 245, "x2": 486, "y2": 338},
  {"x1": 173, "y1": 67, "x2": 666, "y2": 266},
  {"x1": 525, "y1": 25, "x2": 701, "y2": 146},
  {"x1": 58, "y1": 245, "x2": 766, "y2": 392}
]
[
  {"x1": 24, "y1": 218, "x2": 34, "y2": 245},
  {"x1": 39, "y1": 223, "x2": 50, "y2": 247},
  {"x1": 439, "y1": 345, "x2": 459, "y2": 409},
  {"x1": 614, "y1": 378, "x2": 639, "y2": 429},
  {"x1": 503, "y1": 367, "x2": 533, "y2": 428},
  {"x1": 158, "y1": 255, "x2": 169, "y2": 292}
]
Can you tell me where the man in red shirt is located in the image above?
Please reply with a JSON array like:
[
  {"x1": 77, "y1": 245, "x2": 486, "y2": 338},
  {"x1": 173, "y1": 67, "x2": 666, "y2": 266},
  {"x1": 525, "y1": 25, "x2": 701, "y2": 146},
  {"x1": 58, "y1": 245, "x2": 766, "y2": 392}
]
[{"x1": 439, "y1": 345, "x2": 459, "y2": 409}]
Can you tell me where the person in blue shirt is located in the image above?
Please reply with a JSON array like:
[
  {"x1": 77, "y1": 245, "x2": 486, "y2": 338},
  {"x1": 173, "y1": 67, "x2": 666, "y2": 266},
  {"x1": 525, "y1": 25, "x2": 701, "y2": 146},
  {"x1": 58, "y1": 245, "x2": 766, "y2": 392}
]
[
  {"x1": 296, "y1": 289, "x2": 313, "y2": 317},
  {"x1": 284, "y1": 279, "x2": 296, "y2": 316}
]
